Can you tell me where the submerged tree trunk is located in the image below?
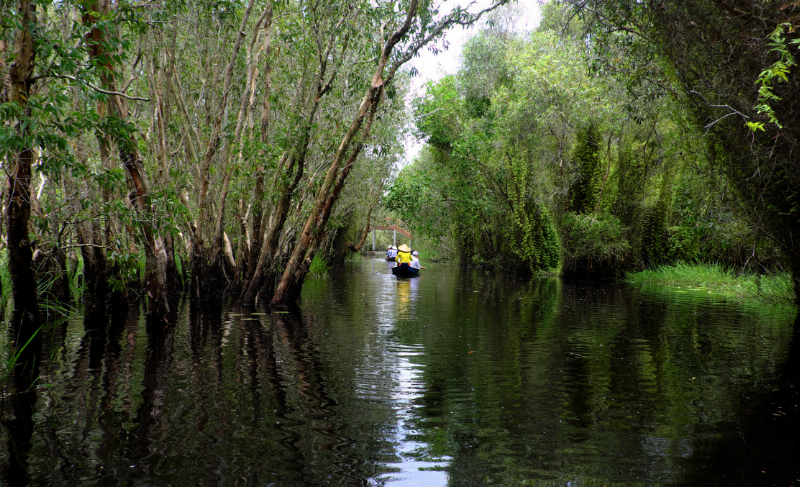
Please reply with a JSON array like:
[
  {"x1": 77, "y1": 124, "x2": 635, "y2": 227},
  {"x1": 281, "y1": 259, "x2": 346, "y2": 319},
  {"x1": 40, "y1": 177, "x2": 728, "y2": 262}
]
[
  {"x1": 269, "y1": 0, "x2": 506, "y2": 307},
  {"x1": 269, "y1": 0, "x2": 415, "y2": 307},
  {"x1": 271, "y1": 123, "x2": 375, "y2": 307},
  {"x1": 75, "y1": 220, "x2": 107, "y2": 306},
  {"x1": 244, "y1": 17, "x2": 274, "y2": 289},
  {"x1": 191, "y1": 0, "x2": 258, "y2": 300},
  {"x1": 241, "y1": 152, "x2": 303, "y2": 304},
  {"x1": 81, "y1": 0, "x2": 170, "y2": 322},
  {"x1": 119, "y1": 139, "x2": 171, "y2": 323},
  {"x1": 241, "y1": 9, "x2": 346, "y2": 304},
  {"x1": 7, "y1": 0, "x2": 40, "y2": 334},
  {"x1": 6, "y1": 11, "x2": 44, "y2": 474}
]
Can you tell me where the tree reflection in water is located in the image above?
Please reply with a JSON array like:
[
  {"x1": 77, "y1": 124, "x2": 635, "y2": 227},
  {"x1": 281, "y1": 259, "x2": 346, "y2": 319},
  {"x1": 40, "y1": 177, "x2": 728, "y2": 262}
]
[{"x1": 1, "y1": 259, "x2": 798, "y2": 486}]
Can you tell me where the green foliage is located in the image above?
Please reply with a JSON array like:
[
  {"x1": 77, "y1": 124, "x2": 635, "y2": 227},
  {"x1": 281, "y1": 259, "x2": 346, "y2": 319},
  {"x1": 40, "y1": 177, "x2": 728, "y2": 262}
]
[
  {"x1": 413, "y1": 76, "x2": 463, "y2": 152},
  {"x1": 36, "y1": 273, "x2": 74, "y2": 320},
  {"x1": 641, "y1": 165, "x2": 673, "y2": 265},
  {"x1": 391, "y1": 11, "x2": 791, "y2": 286},
  {"x1": 570, "y1": 124, "x2": 602, "y2": 214},
  {"x1": 107, "y1": 249, "x2": 143, "y2": 293},
  {"x1": 0, "y1": 252, "x2": 11, "y2": 315},
  {"x1": 560, "y1": 213, "x2": 630, "y2": 277},
  {"x1": 627, "y1": 262, "x2": 795, "y2": 305},
  {"x1": 308, "y1": 254, "x2": 330, "y2": 279},
  {"x1": 750, "y1": 23, "x2": 800, "y2": 131}
]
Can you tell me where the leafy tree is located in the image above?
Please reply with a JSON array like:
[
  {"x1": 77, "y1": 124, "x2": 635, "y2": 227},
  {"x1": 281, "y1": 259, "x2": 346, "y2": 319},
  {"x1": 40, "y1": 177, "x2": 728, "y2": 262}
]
[{"x1": 564, "y1": 0, "x2": 800, "y2": 301}]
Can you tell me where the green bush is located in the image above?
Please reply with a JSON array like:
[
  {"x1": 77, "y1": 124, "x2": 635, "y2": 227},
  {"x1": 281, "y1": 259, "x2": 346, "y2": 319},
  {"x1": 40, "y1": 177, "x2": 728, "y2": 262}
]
[{"x1": 560, "y1": 213, "x2": 631, "y2": 277}]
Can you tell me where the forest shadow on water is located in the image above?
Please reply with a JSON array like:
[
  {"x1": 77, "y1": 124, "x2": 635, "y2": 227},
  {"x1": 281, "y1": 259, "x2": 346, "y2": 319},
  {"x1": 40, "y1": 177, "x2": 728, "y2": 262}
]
[{"x1": 1, "y1": 258, "x2": 798, "y2": 486}]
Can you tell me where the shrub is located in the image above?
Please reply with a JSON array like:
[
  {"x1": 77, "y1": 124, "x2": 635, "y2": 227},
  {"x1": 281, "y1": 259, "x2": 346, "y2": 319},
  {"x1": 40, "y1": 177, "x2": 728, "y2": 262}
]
[{"x1": 560, "y1": 212, "x2": 631, "y2": 278}]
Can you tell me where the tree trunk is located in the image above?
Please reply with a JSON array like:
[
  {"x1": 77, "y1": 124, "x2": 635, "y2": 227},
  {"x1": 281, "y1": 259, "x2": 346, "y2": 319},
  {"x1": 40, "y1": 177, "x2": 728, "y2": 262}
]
[
  {"x1": 81, "y1": 0, "x2": 171, "y2": 322},
  {"x1": 191, "y1": 0, "x2": 258, "y2": 300},
  {"x1": 163, "y1": 231, "x2": 181, "y2": 297},
  {"x1": 241, "y1": 10, "x2": 352, "y2": 304},
  {"x1": 6, "y1": 14, "x2": 44, "y2": 476},
  {"x1": 229, "y1": 200, "x2": 250, "y2": 294},
  {"x1": 270, "y1": 0, "x2": 433, "y2": 308},
  {"x1": 245, "y1": 12, "x2": 274, "y2": 285},
  {"x1": 271, "y1": 133, "x2": 372, "y2": 307},
  {"x1": 75, "y1": 221, "x2": 107, "y2": 306},
  {"x1": 7, "y1": 0, "x2": 40, "y2": 334},
  {"x1": 53, "y1": 243, "x2": 71, "y2": 302},
  {"x1": 347, "y1": 195, "x2": 377, "y2": 255},
  {"x1": 241, "y1": 153, "x2": 302, "y2": 303}
]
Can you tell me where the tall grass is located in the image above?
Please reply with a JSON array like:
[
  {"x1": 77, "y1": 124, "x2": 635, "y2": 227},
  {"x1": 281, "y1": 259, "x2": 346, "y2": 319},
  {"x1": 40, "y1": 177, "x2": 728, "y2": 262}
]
[
  {"x1": 626, "y1": 262, "x2": 795, "y2": 305},
  {"x1": 308, "y1": 254, "x2": 330, "y2": 278},
  {"x1": 37, "y1": 273, "x2": 75, "y2": 320}
]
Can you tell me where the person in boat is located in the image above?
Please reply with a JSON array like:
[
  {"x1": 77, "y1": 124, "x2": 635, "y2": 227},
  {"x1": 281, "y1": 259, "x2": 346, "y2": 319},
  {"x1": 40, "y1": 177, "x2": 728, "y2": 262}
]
[
  {"x1": 395, "y1": 244, "x2": 413, "y2": 267},
  {"x1": 386, "y1": 246, "x2": 398, "y2": 260},
  {"x1": 386, "y1": 245, "x2": 393, "y2": 259},
  {"x1": 410, "y1": 251, "x2": 426, "y2": 270}
]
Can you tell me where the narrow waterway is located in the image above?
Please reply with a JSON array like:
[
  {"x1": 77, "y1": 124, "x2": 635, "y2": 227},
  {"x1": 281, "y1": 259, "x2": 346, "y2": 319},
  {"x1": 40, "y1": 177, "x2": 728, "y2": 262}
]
[{"x1": 2, "y1": 257, "x2": 799, "y2": 486}]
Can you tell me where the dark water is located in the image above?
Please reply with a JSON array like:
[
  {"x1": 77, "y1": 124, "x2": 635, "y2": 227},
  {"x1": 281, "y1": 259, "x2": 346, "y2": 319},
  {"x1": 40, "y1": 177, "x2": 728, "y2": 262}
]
[{"x1": 2, "y1": 258, "x2": 799, "y2": 486}]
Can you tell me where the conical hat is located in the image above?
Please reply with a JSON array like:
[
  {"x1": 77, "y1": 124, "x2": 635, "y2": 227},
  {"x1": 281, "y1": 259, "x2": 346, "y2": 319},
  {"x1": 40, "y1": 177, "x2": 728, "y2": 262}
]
[{"x1": 397, "y1": 244, "x2": 411, "y2": 252}]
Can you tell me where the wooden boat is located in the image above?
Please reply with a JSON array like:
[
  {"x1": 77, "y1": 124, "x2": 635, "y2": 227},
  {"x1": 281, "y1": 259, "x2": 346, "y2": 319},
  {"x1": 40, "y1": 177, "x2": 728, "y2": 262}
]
[
  {"x1": 385, "y1": 256, "x2": 396, "y2": 261},
  {"x1": 391, "y1": 263, "x2": 419, "y2": 277}
]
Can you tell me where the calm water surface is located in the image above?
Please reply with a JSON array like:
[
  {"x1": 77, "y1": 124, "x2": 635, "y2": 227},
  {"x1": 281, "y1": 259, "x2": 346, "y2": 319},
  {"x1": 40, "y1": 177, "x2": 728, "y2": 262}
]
[{"x1": 2, "y1": 258, "x2": 799, "y2": 486}]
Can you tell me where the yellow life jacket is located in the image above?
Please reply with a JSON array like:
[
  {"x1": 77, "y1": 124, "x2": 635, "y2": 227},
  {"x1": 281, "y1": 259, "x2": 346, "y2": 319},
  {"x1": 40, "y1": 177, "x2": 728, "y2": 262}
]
[{"x1": 396, "y1": 250, "x2": 412, "y2": 265}]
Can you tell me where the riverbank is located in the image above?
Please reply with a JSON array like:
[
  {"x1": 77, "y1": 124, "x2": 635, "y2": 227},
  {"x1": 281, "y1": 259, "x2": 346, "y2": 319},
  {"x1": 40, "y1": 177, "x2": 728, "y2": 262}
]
[{"x1": 625, "y1": 262, "x2": 795, "y2": 306}]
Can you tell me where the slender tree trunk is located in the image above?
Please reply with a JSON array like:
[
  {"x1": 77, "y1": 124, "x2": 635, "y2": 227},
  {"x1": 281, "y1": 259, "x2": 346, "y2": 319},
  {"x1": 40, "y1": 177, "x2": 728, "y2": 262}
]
[
  {"x1": 346, "y1": 208, "x2": 373, "y2": 254},
  {"x1": 244, "y1": 6, "x2": 273, "y2": 284},
  {"x1": 7, "y1": 0, "x2": 40, "y2": 334},
  {"x1": 191, "y1": 0, "x2": 257, "y2": 300},
  {"x1": 82, "y1": 0, "x2": 171, "y2": 322},
  {"x1": 229, "y1": 200, "x2": 250, "y2": 293},
  {"x1": 152, "y1": 39, "x2": 181, "y2": 298},
  {"x1": 84, "y1": 0, "x2": 120, "y2": 305},
  {"x1": 75, "y1": 220, "x2": 107, "y2": 305},
  {"x1": 270, "y1": 69, "x2": 387, "y2": 307},
  {"x1": 5, "y1": 10, "x2": 44, "y2": 477},
  {"x1": 241, "y1": 153, "x2": 302, "y2": 303},
  {"x1": 347, "y1": 186, "x2": 380, "y2": 254},
  {"x1": 271, "y1": 130, "x2": 373, "y2": 307}
]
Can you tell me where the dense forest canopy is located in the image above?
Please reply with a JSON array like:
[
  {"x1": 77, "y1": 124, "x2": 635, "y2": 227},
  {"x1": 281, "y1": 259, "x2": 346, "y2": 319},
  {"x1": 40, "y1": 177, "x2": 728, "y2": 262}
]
[
  {"x1": 1, "y1": 0, "x2": 798, "y2": 347},
  {"x1": 388, "y1": 0, "x2": 800, "y2": 303}
]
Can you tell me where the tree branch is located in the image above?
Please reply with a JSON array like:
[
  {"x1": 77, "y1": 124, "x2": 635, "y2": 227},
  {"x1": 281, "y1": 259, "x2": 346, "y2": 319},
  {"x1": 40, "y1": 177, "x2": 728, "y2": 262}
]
[{"x1": 47, "y1": 74, "x2": 151, "y2": 101}]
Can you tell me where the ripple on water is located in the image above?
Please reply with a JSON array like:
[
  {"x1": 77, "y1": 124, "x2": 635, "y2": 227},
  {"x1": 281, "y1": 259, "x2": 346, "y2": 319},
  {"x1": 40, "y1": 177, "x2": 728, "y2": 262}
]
[{"x1": 13, "y1": 259, "x2": 798, "y2": 486}]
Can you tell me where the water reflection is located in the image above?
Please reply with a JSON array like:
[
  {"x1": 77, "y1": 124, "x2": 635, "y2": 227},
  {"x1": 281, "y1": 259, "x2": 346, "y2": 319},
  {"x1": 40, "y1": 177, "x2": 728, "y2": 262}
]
[{"x1": 1, "y1": 259, "x2": 798, "y2": 485}]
